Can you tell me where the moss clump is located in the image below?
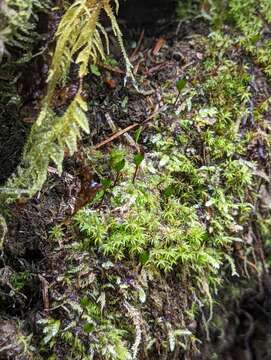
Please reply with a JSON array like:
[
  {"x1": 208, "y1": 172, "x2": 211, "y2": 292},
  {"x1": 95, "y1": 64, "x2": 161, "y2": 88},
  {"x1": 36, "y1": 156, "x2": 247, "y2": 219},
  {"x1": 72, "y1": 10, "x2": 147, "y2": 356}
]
[
  {"x1": 37, "y1": 4, "x2": 271, "y2": 357},
  {"x1": 74, "y1": 30, "x2": 257, "y2": 281},
  {"x1": 211, "y1": 0, "x2": 271, "y2": 77}
]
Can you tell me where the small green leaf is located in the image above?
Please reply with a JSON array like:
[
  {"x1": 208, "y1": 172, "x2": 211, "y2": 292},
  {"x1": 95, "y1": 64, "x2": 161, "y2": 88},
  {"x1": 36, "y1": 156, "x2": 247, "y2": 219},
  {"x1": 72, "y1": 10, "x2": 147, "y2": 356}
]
[
  {"x1": 43, "y1": 320, "x2": 61, "y2": 345},
  {"x1": 110, "y1": 149, "x2": 126, "y2": 170},
  {"x1": 134, "y1": 153, "x2": 144, "y2": 167},
  {"x1": 139, "y1": 251, "x2": 149, "y2": 265},
  {"x1": 176, "y1": 78, "x2": 187, "y2": 93},
  {"x1": 90, "y1": 64, "x2": 101, "y2": 76},
  {"x1": 84, "y1": 323, "x2": 95, "y2": 333},
  {"x1": 101, "y1": 178, "x2": 112, "y2": 188},
  {"x1": 105, "y1": 57, "x2": 118, "y2": 66},
  {"x1": 180, "y1": 119, "x2": 193, "y2": 129},
  {"x1": 115, "y1": 159, "x2": 126, "y2": 172}
]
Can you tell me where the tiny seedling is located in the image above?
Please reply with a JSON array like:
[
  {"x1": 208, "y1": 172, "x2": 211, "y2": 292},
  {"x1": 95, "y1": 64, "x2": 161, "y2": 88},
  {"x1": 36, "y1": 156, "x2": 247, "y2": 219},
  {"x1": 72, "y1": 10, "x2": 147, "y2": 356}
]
[
  {"x1": 109, "y1": 149, "x2": 126, "y2": 186},
  {"x1": 133, "y1": 153, "x2": 144, "y2": 183},
  {"x1": 175, "y1": 78, "x2": 187, "y2": 104}
]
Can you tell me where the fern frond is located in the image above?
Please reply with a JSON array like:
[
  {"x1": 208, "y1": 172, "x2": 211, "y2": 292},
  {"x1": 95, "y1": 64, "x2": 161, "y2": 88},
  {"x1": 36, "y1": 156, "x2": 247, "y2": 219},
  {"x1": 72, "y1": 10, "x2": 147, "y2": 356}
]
[
  {"x1": 1, "y1": 91, "x2": 89, "y2": 200},
  {"x1": 101, "y1": 0, "x2": 133, "y2": 78},
  {"x1": 1, "y1": 0, "x2": 132, "y2": 201},
  {"x1": 0, "y1": 0, "x2": 50, "y2": 61}
]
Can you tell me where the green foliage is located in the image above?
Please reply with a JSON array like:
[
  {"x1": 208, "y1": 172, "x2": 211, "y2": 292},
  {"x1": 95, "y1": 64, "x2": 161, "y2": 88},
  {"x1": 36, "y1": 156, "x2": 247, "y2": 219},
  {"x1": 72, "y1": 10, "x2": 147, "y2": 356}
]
[
  {"x1": 75, "y1": 48, "x2": 256, "y2": 276},
  {"x1": 2, "y1": 93, "x2": 89, "y2": 200},
  {"x1": 1, "y1": 0, "x2": 133, "y2": 201},
  {"x1": 0, "y1": 0, "x2": 48, "y2": 61},
  {"x1": 39, "y1": 4, "x2": 271, "y2": 354},
  {"x1": 49, "y1": 224, "x2": 64, "y2": 242},
  {"x1": 3, "y1": 1, "x2": 271, "y2": 358},
  {"x1": 73, "y1": 20, "x2": 266, "y2": 323},
  {"x1": 10, "y1": 271, "x2": 31, "y2": 291},
  {"x1": 39, "y1": 294, "x2": 132, "y2": 359},
  {"x1": 133, "y1": 153, "x2": 144, "y2": 168},
  {"x1": 39, "y1": 318, "x2": 61, "y2": 346},
  {"x1": 176, "y1": 78, "x2": 187, "y2": 93},
  {"x1": 0, "y1": 214, "x2": 7, "y2": 249},
  {"x1": 45, "y1": 0, "x2": 131, "y2": 102},
  {"x1": 224, "y1": 159, "x2": 252, "y2": 190},
  {"x1": 110, "y1": 149, "x2": 127, "y2": 173},
  {"x1": 210, "y1": 0, "x2": 271, "y2": 77}
]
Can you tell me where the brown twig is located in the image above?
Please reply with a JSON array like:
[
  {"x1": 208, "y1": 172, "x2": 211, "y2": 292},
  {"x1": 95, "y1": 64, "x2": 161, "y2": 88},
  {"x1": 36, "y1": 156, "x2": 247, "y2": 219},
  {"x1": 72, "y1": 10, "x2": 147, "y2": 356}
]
[
  {"x1": 93, "y1": 123, "x2": 139, "y2": 150},
  {"x1": 130, "y1": 30, "x2": 145, "y2": 60},
  {"x1": 152, "y1": 37, "x2": 166, "y2": 56},
  {"x1": 93, "y1": 105, "x2": 167, "y2": 150},
  {"x1": 105, "y1": 112, "x2": 140, "y2": 151},
  {"x1": 132, "y1": 166, "x2": 139, "y2": 184},
  {"x1": 145, "y1": 61, "x2": 173, "y2": 76},
  {"x1": 38, "y1": 275, "x2": 49, "y2": 315}
]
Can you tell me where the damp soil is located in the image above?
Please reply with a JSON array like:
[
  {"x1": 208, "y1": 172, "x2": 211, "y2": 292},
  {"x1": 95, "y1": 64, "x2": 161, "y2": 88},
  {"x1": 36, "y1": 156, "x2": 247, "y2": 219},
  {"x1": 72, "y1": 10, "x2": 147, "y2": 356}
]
[{"x1": 1, "y1": 6, "x2": 271, "y2": 360}]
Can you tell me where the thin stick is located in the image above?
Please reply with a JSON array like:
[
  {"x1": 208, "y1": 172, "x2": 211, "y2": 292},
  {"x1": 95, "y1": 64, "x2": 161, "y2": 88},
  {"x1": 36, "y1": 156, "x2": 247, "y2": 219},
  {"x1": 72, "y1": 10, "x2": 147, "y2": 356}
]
[
  {"x1": 38, "y1": 275, "x2": 49, "y2": 315},
  {"x1": 93, "y1": 123, "x2": 139, "y2": 150},
  {"x1": 130, "y1": 30, "x2": 145, "y2": 60},
  {"x1": 93, "y1": 105, "x2": 167, "y2": 150},
  {"x1": 105, "y1": 112, "x2": 139, "y2": 150}
]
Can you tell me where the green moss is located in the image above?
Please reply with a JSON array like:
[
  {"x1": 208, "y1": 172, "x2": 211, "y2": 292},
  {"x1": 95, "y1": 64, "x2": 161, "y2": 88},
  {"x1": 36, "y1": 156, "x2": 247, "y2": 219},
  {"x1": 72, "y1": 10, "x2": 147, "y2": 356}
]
[
  {"x1": 210, "y1": 0, "x2": 271, "y2": 77},
  {"x1": 69, "y1": 28, "x2": 258, "y2": 341},
  {"x1": 10, "y1": 271, "x2": 31, "y2": 291},
  {"x1": 33, "y1": 1, "x2": 271, "y2": 358},
  {"x1": 0, "y1": 0, "x2": 49, "y2": 61}
]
